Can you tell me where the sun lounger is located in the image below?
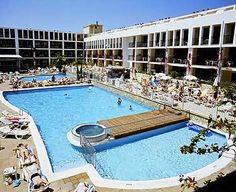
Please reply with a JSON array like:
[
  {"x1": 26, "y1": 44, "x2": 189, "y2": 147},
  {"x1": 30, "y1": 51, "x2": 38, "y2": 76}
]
[
  {"x1": 74, "y1": 182, "x2": 95, "y2": 192},
  {"x1": 1, "y1": 110, "x2": 21, "y2": 118},
  {"x1": 22, "y1": 164, "x2": 49, "y2": 192},
  {"x1": 0, "y1": 117, "x2": 29, "y2": 128},
  {"x1": 16, "y1": 147, "x2": 37, "y2": 168},
  {"x1": 0, "y1": 126, "x2": 30, "y2": 139}
]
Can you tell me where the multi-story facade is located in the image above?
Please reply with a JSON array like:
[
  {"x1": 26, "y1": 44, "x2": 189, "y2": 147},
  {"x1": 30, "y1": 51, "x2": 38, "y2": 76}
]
[
  {"x1": 84, "y1": 4, "x2": 236, "y2": 82},
  {"x1": 0, "y1": 27, "x2": 85, "y2": 71}
]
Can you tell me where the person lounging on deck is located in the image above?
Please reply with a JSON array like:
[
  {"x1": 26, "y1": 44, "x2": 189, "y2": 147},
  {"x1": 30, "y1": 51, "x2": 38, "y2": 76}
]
[{"x1": 17, "y1": 143, "x2": 36, "y2": 167}]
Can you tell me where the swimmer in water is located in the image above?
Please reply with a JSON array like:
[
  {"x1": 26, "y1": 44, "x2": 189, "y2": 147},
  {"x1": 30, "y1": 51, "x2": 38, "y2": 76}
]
[
  {"x1": 129, "y1": 105, "x2": 132, "y2": 110},
  {"x1": 64, "y1": 93, "x2": 69, "y2": 96}
]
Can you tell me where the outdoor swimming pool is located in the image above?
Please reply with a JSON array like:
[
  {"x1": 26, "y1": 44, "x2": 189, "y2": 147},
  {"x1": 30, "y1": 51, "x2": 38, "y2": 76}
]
[
  {"x1": 18, "y1": 73, "x2": 71, "y2": 82},
  {"x1": 3, "y1": 86, "x2": 226, "y2": 181}
]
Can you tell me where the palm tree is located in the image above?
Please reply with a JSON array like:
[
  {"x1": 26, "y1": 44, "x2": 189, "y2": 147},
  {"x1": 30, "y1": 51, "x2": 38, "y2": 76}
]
[
  {"x1": 52, "y1": 53, "x2": 67, "y2": 72},
  {"x1": 71, "y1": 58, "x2": 85, "y2": 80}
]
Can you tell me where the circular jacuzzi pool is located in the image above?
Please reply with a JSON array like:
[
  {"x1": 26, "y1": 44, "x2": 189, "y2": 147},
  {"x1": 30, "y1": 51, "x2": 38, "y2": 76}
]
[{"x1": 70, "y1": 123, "x2": 107, "y2": 144}]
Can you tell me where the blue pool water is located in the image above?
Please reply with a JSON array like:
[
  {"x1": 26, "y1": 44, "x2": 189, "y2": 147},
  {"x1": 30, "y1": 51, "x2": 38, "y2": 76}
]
[
  {"x1": 3, "y1": 86, "x2": 226, "y2": 181},
  {"x1": 3, "y1": 86, "x2": 152, "y2": 171},
  {"x1": 18, "y1": 73, "x2": 71, "y2": 82}
]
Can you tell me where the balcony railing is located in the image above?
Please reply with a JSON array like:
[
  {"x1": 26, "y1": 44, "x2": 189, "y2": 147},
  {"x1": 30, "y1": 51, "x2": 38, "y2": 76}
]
[
  {"x1": 168, "y1": 57, "x2": 187, "y2": 64},
  {"x1": 136, "y1": 55, "x2": 148, "y2": 61},
  {"x1": 192, "y1": 38, "x2": 199, "y2": 45},
  {"x1": 205, "y1": 60, "x2": 218, "y2": 66},
  {"x1": 201, "y1": 38, "x2": 209, "y2": 45},
  {"x1": 155, "y1": 41, "x2": 160, "y2": 46},
  {"x1": 181, "y1": 39, "x2": 188, "y2": 46},
  {"x1": 128, "y1": 55, "x2": 134, "y2": 60},
  {"x1": 137, "y1": 42, "x2": 147, "y2": 47},
  {"x1": 223, "y1": 35, "x2": 234, "y2": 44},
  {"x1": 222, "y1": 59, "x2": 235, "y2": 67},
  {"x1": 168, "y1": 40, "x2": 173, "y2": 46},
  {"x1": 128, "y1": 42, "x2": 135, "y2": 47},
  {"x1": 161, "y1": 40, "x2": 166, "y2": 47},
  {"x1": 149, "y1": 41, "x2": 153, "y2": 47},
  {"x1": 174, "y1": 40, "x2": 180, "y2": 46},
  {"x1": 114, "y1": 55, "x2": 122, "y2": 59},
  {"x1": 211, "y1": 38, "x2": 220, "y2": 45}
]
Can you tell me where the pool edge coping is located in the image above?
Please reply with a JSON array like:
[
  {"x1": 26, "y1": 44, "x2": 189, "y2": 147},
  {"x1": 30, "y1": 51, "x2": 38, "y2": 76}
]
[{"x1": 0, "y1": 86, "x2": 234, "y2": 190}]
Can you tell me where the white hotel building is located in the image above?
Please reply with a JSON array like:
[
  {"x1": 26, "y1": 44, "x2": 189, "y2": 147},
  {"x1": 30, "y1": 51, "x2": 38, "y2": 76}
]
[
  {"x1": 84, "y1": 4, "x2": 236, "y2": 82},
  {"x1": 0, "y1": 27, "x2": 85, "y2": 71}
]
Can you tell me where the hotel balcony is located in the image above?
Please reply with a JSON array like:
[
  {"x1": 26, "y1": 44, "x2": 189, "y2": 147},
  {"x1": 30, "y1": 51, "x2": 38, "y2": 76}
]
[
  {"x1": 168, "y1": 39, "x2": 173, "y2": 46},
  {"x1": 114, "y1": 55, "x2": 122, "y2": 60},
  {"x1": 149, "y1": 41, "x2": 153, "y2": 47},
  {"x1": 192, "y1": 38, "x2": 199, "y2": 46},
  {"x1": 201, "y1": 38, "x2": 209, "y2": 45},
  {"x1": 168, "y1": 57, "x2": 187, "y2": 64},
  {"x1": 174, "y1": 39, "x2": 180, "y2": 46},
  {"x1": 150, "y1": 57, "x2": 163, "y2": 62},
  {"x1": 50, "y1": 41, "x2": 62, "y2": 49},
  {"x1": 35, "y1": 41, "x2": 48, "y2": 48},
  {"x1": 160, "y1": 40, "x2": 166, "y2": 47},
  {"x1": 19, "y1": 40, "x2": 33, "y2": 48},
  {"x1": 0, "y1": 39, "x2": 15, "y2": 48},
  {"x1": 181, "y1": 39, "x2": 188, "y2": 46},
  {"x1": 211, "y1": 38, "x2": 220, "y2": 45},
  {"x1": 128, "y1": 55, "x2": 134, "y2": 60},
  {"x1": 137, "y1": 42, "x2": 147, "y2": 47},
  {"x1": 128, "y1": 42, "x2": 135, "y2": 48},
  {"x1": 223, "y1": 35, "x2": 234, "y2": 44},
  {"x1": 204, "y1": 59, "x2": 218, "y2": 67},
  {"x1": 136, "y1": 55, "x2": 148, "y2": 61}
]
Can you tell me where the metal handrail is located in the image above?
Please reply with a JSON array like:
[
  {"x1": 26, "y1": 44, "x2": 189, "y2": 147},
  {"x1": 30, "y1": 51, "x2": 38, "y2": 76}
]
[
  {"x1": 80, "y1": 133, "x2": 96, "y2": 167},
  {"x1": 19, "y1": 107, "x2": 31, "y2": 116}
]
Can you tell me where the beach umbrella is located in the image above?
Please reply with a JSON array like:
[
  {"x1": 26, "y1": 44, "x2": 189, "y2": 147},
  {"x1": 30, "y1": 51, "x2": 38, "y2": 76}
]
[
  {"x1": 160, "y1": 75, "x2": 172, "y2": 80},
  {"x1": 155, "y1": 72, "x2": 166, "y2": 78},
  {"x1": 183, "y1": 75, "x2": 198, "y2": 81}
]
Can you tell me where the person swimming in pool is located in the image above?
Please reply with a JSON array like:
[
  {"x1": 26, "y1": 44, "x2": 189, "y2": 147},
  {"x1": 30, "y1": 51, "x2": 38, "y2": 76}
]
[
  {"x1": 117, "y1": 97, "x2": 122, "y2": 105},
  {"x1": 64, "y1": 93, "x2": 69, "y2": 96},
  {"x1": 129, "y1": 105, "x2": 132, "y2": 110}
]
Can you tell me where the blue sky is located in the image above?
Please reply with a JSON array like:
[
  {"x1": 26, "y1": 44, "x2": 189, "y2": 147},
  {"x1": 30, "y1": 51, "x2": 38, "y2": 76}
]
[{"x1": 0, "y1": 0, "x2": 235, "y2": 32}]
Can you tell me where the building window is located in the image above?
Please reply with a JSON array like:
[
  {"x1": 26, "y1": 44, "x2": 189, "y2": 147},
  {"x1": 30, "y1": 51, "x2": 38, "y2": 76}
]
[
  {"x1": 34, "y1": 31, "x2": 38, "y2": 39},
  {"x1": 0, "y1": 28, "x2": 3, "y2": 37},
  {"x1": 23, "y1": 30, "x2": 28, "y2": 38},
  {"x1": 18, "y1": 30, "x2": 22, "y2": 38},
  {"x1": 45, "y1": 32, "x2": 48, "y2": 39},
  {"x1": 73, "y1": 34, "x2": 75, "y2": 41},
  {"x1": 59, "y1": 33, "x2": 62, "y2": 40},
  {"x1": 64, "y1": 33, "x2": 67, "y2": 40},
  {"x1": 68, "y1": 33, "x2": 71, "y2": 41},
  {"x1": 10, "y1": 29, "x2": 15, "y2": 38},
  {"x1": 40, "y1": 31, "x2": 44, "y2": 39},
  {"x1": 29, "y1": 31, "x2": 33, "y2": 39},
  {"x1": 50, "y1": 32, "x2": 53, "y2": 40},
  {"x1": 55, "y1": 32, "x2": 58, "y2": 40},
  {"x1": 4, "y1": 29, "x2": 9, "y2": 38}
]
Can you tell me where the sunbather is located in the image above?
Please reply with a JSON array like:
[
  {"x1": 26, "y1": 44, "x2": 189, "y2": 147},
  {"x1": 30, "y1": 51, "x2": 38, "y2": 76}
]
[
  {"x1": 18, "y1": 143, "x2": 30, "y2": 161},
  {"x1": 30, "y1": 173, "x2": 48, "y2": 192},
  {"x1": 74, "y1": 182, "x2": 95, "y2": 192}
]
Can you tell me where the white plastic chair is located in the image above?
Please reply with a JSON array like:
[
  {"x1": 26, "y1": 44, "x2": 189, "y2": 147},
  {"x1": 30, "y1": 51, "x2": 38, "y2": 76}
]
[{"x1": 0, "y1": 125, "x2": 30, "y2": 139}]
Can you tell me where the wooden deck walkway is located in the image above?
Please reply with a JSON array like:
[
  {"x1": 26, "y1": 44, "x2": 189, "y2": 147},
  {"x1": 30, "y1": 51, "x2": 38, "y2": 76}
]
[{"x1": 97, "y1": 110, "x2": 189, "y2": 138}]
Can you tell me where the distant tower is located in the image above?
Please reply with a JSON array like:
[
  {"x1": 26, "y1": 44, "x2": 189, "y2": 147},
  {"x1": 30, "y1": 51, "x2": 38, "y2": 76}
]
[{"x1": 83, "y1": 21, "x2": 103, "y2": 36}]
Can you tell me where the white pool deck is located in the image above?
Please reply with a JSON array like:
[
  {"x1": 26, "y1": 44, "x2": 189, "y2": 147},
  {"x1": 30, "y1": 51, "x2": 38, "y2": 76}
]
[{"x1": 0, "y1": 84, "x2": 235, "y2": 190}]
